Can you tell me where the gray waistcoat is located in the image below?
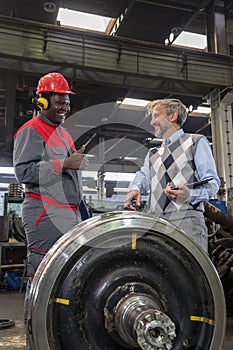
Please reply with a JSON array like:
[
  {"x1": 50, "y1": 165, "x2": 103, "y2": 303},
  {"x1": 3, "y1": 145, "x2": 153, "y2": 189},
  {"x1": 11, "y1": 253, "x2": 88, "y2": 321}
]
[{"x1": 149, "y1": 133, "x2": 204, "y2": 216}]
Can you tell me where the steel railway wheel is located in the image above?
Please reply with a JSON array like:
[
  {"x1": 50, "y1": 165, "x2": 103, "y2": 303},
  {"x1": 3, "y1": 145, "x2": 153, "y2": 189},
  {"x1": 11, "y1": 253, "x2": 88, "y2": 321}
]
[{"x1": 27, "y1": 211, "x2": 226, "y2": 350}]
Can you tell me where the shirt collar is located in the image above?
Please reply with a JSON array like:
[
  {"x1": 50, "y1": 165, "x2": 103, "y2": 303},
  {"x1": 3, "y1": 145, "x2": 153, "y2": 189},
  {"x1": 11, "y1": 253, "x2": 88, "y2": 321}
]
[
  {"x1": 38, "y1": 113, "x2": 61, "y2": 127},
  {"x1": 163, "y1": 128, "x2": 184, "y2": 145}
]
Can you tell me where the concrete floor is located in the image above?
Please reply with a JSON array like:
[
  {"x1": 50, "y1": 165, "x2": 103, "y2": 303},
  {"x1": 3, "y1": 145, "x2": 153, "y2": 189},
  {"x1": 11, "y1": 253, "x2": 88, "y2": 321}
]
[
  {"x1": 0, "y1": 292, "x2": 26, "y2": 350},
  {"x1": 0, "y1": 291, "x2": 232, "y2": 350}
]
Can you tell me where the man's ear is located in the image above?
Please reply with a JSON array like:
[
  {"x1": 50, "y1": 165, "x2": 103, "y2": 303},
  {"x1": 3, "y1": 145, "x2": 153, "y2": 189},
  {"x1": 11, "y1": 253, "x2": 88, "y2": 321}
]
[{"x1": 170, "y1": 111, "x2": 178, "y2": 122}]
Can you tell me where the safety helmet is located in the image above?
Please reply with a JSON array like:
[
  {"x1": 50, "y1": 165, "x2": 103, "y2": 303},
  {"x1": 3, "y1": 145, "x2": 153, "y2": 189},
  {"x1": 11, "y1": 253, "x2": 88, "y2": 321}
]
[{"x1": 36, "y1": 72, "x2": 75, "y2": 95}]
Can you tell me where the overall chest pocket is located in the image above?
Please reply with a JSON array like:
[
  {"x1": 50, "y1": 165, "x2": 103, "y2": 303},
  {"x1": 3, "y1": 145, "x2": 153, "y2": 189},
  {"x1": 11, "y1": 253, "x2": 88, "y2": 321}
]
[{"x1": 49, "y1": 147, "x2": 67, "y2": 158}]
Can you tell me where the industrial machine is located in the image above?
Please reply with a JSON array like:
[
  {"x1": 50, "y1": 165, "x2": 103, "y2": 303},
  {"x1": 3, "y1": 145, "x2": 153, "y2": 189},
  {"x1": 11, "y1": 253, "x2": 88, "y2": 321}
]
[{"x1": 27, "y1": 211, "x2": 226, "y2": 350}]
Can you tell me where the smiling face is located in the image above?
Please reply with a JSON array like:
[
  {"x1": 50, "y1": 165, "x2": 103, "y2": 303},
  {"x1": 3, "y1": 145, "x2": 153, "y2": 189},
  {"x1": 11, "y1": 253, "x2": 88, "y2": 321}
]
[
  {"x1": 41, "y1": 93, "x2": 71, "y2": 124},
  {"x1": 150, "y1": 103, "x2": 179, "y2": 138}
]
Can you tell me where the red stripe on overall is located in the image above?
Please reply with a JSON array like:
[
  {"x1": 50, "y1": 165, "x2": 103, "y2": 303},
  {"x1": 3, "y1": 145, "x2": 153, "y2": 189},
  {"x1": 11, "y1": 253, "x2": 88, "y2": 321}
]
[{"x1": 26, "y1": 193, "x2": 78, "y2": 226}]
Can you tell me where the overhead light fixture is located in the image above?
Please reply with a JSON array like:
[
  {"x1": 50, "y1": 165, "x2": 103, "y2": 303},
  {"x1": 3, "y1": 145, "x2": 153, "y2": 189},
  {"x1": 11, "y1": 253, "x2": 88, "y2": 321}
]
[
  {"x1": 0, "y1": 183, "x2": 10, "y2": 187},
  {"x1": 120, "y1": 98, "x2": 150, "y2": 107},
  {"x1": 113, "y1": 187, "x2": 129, "y2": 193},
  {"x1": 104, "y1": 172, "x2": 136, "y2": 181},
  {"x1": 146, "y1": 137, "x2": 163, "y2": 144},
  {"x1": 57, "y1": 8, "x2": 111, "y2": 32},
  {"x1": 191, "y1": 106, "x2": 211, "y2": 114},
  {"x1": 0, "y1": 167, "x2": 15, "y2": 174},
  {"x1": 172, "y1": 31, "x2": 207, "y2": 50},
  {"x1": 82, "y1": 170, "x2": 98, "y2": 180},
  {"x1": 124, "y1": 157, "x2": 138, "y2": 161}
]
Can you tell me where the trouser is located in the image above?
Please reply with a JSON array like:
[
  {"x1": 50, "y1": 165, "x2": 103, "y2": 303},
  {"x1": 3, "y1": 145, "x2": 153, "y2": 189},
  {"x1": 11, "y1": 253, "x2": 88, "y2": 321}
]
[
  {"x1": 23, "y1": 195, "x2": 80, "y2": 276},
  {"x1": 160, "y1": 212, "x2": 208, "y2": 252},
  {"x1": 22, "y1": 195, "x2": 81, "y2": 349},
  {"x1": 24, "y1": 277, "x2": 32, "y2": 350}
]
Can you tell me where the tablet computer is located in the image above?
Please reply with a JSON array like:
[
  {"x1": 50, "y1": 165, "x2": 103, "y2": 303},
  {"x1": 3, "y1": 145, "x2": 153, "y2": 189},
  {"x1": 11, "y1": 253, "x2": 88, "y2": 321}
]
[{"x1": 171, "y1": 177, "x2": 214, "y2": 190}]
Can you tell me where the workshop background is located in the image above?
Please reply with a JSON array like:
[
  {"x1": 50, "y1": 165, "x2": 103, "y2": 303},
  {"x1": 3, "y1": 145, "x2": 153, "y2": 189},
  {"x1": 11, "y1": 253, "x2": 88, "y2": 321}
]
[{"x1": 0, "y1": 1, "x2": 233, "y2": 349}]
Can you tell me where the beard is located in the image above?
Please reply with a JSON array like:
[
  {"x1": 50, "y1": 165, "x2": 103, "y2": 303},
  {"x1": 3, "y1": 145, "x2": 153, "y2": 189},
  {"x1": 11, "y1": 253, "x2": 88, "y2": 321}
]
[{"x1": 154, "y1": 122, "x2": 170, "y2": 138}]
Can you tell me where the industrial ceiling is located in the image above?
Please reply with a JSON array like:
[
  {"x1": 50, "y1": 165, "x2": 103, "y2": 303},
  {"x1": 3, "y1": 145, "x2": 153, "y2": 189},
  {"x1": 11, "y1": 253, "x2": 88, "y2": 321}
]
[{"x1": 1, "y1": 0, "x2": 233, "y2": 169}]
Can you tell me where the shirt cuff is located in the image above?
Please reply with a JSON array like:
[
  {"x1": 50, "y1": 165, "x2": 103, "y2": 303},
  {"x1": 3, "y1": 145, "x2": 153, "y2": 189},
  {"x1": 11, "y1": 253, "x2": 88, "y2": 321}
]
[{"x1": 128, "y1": 185, "x2": 141, "y2": 193}]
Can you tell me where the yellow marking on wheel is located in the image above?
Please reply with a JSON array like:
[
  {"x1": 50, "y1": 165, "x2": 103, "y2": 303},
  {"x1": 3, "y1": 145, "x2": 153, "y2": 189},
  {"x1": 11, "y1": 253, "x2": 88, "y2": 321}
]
[
  {"x1": 190, "y1": 316, "x2": 214, "y2": 326},
  {"x1": 132, "y1": 233, "x2": 137, "y2": 250},
  {"x1": 53, "y1": 298, "x2": 70, "y2": 305}
]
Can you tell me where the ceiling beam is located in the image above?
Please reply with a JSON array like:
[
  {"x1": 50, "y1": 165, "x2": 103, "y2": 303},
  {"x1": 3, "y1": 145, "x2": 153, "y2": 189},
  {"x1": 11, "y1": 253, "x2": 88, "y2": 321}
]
[{"x1": 0, "y1": 16, "x2": 232, "y2": 98}]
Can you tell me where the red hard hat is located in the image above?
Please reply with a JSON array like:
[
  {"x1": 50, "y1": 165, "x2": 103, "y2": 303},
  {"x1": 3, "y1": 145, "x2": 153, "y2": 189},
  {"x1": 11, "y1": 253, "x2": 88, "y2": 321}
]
[{"x1": 36, "y1": 72, "x2": 75, "y2": 95}]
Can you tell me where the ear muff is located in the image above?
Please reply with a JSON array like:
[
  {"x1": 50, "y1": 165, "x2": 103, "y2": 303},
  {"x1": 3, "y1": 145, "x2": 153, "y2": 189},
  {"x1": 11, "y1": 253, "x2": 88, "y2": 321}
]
[{"x1": 37, "y1": 96, "x2": 50, "y2": 110}]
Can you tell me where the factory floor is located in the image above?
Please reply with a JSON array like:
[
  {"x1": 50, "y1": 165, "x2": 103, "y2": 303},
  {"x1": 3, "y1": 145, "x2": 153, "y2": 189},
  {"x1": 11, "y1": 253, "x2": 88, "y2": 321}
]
[{"x1": 0, "y1": 291, "x2": 233, "y2": 350}]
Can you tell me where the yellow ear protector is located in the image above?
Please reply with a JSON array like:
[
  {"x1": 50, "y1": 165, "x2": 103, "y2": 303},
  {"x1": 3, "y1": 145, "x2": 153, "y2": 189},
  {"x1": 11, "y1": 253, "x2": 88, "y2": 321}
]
[{"x1": 37, "y1": 96, "x2": 50, "y2": 110}]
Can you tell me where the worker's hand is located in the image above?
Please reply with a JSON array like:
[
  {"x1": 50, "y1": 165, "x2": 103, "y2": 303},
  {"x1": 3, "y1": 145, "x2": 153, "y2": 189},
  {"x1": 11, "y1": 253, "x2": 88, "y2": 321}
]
[
  {"x1": 164, "y1": 183, "x2": 190, "y2": 203},
  {"x1": 62, "y1": 145, "x2": 86, "y2": 170},
  {"x1": 124, "y1": 190, "x2": 141, "y2": 210}
]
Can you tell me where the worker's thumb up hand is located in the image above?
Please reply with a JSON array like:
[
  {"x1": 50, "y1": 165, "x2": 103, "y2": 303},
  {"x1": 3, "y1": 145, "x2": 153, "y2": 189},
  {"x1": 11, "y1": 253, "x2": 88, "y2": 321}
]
[
  {"x1": 76, "y1": 144, "x2": 85, "y2": 154},
  {"x1": 62, "y1": 145, "x2": 87, "y2": 170},
  {"x1": 76, "y1": 145, "x2": 88, "y2": 170}
]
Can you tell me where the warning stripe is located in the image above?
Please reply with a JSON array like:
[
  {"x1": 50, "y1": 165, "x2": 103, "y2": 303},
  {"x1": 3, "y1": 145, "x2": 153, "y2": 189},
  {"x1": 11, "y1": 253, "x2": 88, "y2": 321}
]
[
  {"x1": 50, "y1": 298, "x2": 70, "y2": 306},
  {"x1": 132, "y1": 233, "x2": 137, "y2": 250},
  {"x1": 190, "y1": 316, "x2": 214, "y2": 326}
]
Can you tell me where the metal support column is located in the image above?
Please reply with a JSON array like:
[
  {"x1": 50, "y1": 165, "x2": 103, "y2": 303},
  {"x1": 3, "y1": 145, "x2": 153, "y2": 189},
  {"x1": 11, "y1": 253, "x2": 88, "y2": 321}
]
[
  {"x1": 97, "y1": 135, "x2": 105, "y2": 201},
  {"x1": 210, "y1": 90, "x2": 233, "y2": 214},
  {"x1": 5, "y1": 71, "x2": 16, "y2": 154},
  {"x1": 206, "y1": 0, "x2": 229, "y2": 55}
]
